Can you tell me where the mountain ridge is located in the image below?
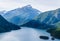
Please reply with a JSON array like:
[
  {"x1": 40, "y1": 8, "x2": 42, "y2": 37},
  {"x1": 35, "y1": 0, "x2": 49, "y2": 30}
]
[
  {"x1": 35, "y1": 8, "x2": 60, "y2": 25},
  {"x1": 2, "y1": 5, "x2": 41, "y2": 25}
]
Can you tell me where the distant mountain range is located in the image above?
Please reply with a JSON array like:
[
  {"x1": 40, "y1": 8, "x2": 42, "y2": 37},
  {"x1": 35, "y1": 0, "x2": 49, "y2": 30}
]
[
  {"x1": 0, "y1": 15, "x2": 20, "y2": 33},
  {"x1": 21, "y1": 8, "x2": 60, "y2": 29},
  {"x1": 1, "y1": 5, "x2": 60, "y2": 29},
  {"x1": 2, "y1": 5, "x2": 41, "y2": 25}
]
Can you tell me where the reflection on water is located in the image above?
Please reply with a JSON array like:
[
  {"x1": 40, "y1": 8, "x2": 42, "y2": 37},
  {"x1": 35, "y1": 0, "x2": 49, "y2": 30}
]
[{"x1": 0, "y1": 27, "x2": 60, "y2": 41}]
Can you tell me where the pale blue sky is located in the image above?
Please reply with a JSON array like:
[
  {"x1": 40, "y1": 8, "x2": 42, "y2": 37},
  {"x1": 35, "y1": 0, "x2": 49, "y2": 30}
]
[{"x1": 0, "y1": 0, "x2": 60, "y2": 12}]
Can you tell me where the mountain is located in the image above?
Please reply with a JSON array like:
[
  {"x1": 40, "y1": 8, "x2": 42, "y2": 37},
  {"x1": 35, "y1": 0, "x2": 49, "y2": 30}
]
[
  {"x1": 0, "y1": 10, "x2": 6, "y2": 15},
  {"x1": 36, "y1": 8, "x2": 60, "y2": 25},
  {"x1": 0, "y1": 15, "x2": 20, "y2": 33},
  {"x1": 46, "y1": 22, "x2": 60, "y2": 39},
  {"x1": 55, "y1": 22, "x2": 60, "y2": 28},
  {"x1": 21, "y1": 8, "x2": 60, "y2": 29},
  {"x1": 3, "y1": 5, "x2": 41, "y2": 25},
  {"x1": 21, "y1": 20, "x2": 55, "y2": 29}
]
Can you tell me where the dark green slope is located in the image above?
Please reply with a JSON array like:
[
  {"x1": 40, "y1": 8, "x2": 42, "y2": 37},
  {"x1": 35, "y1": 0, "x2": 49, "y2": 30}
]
[
  {"x1": 0, "y1": 15, "x2": 20, "y2": 33},
  {"x1": 21, "y1": 20, "x2": 55, "y2": 29}
]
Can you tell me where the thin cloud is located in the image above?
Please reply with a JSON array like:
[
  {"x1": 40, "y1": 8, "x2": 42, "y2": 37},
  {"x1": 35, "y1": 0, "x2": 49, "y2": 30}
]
[{"x1": 0, "y1": 0, "x2": 60, "y2": 11}]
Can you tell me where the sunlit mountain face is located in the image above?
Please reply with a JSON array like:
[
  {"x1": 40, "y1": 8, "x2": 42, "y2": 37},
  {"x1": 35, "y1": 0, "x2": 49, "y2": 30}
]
[
  {"x1": 2, "y1": 5, "x2": 41, "y2": 25},
  {"x1": 36, "y1": 8, "x2": 60, "y2": 25}
]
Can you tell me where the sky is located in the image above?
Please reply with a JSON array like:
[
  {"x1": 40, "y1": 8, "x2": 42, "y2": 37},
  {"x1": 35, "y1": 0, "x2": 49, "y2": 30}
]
[{"x1": 0, "y1": 0, "x2": 60, "y2": 12}]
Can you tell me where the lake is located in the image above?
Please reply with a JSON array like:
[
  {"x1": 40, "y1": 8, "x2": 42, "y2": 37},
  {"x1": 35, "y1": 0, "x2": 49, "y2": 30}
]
[{"x1": 0, "y1": 27, "x2": 60, "y2": 41}]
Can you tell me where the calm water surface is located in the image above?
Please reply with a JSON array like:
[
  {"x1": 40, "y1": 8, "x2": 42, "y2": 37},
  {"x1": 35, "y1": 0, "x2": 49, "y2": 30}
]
[{"x1": 0, "y1": 27, "x2": 60, "y2": 41}]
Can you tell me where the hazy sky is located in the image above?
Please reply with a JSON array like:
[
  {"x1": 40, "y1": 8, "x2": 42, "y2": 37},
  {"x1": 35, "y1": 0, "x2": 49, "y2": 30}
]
[{"x1": 0, "y1": 0, "x2": 60, "y2": 12}]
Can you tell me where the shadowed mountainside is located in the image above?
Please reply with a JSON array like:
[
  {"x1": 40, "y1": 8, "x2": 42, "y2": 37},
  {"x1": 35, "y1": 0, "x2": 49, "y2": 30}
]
[{"x1": 0, "y1": 15, "x2": 20, "y2": 33}]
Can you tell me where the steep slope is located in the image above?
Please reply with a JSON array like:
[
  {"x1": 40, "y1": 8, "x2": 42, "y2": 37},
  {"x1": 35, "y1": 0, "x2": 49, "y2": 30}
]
[
  {"x1": 55, "y1": 22, "x2": 60, "y2": 28},
  {"x1": 3, "y1": 5, "x2": 40, "y2": 25},
  {"x1": 21, "y1": 8, "x2": 60, "y2": 29},
  {"x1": 0, "y1": 15, "x2": 20, "y2": 33},
  {"x1": 47, "y1": 22, "x2": 60, "y2": 39},
  {"x1": 36, "y1": 8, "x2": 60, "y2": 25}
]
